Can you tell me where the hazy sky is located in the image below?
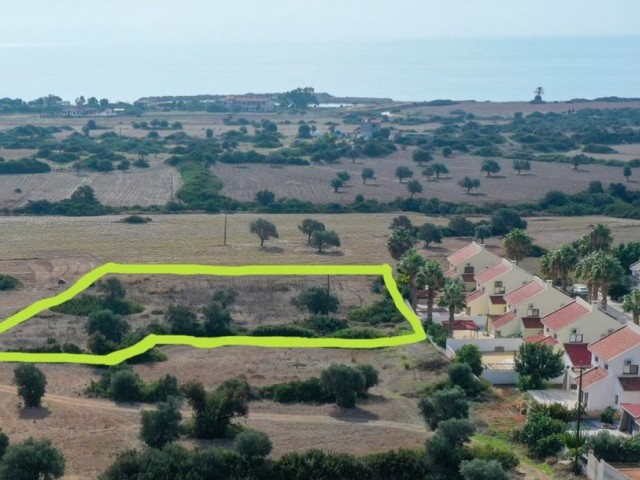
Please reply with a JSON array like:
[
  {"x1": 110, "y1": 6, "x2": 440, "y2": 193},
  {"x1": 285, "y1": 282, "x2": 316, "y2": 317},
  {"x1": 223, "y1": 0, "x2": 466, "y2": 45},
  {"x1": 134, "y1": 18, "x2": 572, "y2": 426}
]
[
  {"x1": 2, "y1": 0, "x2": 639, "y2": 47},
  {"x1": 1, "y1": 1, "x2": 639, "y2": 101}
]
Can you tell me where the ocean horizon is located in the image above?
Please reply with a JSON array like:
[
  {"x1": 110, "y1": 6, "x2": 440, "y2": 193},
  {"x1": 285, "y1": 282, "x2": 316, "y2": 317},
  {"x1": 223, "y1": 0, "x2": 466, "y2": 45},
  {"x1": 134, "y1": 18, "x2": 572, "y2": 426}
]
[{"x1": 1, "y1": 35, "x2": 639, "y2": 104}]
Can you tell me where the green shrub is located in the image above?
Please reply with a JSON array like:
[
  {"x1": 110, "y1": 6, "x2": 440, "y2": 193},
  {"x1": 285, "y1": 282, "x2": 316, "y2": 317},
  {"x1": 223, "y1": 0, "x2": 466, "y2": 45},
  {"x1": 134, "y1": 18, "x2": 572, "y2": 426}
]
[
  {"x1": 0, "y1": 274, "x2": 21, "y2": 290},
  {"x1": 332, "y1": 327, "x2": 385, "y2": 339},
  {"x1": 251, "y1": 324, "x2": 316, "y2": 337},
  {"x1": 234, "y1": 429, "x2": 273, "y2": 459},
  {"x1": 520, "y1": 412, "x2": 566, "y2": 458},
  {"x1": 467, "y1": 443, "x2": 519, "y2": 470},
  {"x1": 600, "y1": 406, "x2": 616, "y2": 424},
  {"x1": 122, "y1": 215, "x2": 152, "y2": 224},
  {"x1": 262, "y1": 377, "x2": 332, "y2": 404},
  {"x1": 303, "y1": 315, "x2": 348, "y2": 334},
  {"x1": 110, "y1": 369, "x2": 142, "y2": 402},
  {"x1": 347, "y1": 297, "x2": 404, "y2": 325}
]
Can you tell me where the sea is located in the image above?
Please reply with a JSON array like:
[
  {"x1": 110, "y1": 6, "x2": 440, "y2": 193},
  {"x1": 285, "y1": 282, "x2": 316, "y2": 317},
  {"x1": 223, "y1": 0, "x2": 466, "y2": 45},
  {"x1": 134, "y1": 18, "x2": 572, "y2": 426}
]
[{"x1": 1, "y1": 35, "x2": 639, "y2": 103}]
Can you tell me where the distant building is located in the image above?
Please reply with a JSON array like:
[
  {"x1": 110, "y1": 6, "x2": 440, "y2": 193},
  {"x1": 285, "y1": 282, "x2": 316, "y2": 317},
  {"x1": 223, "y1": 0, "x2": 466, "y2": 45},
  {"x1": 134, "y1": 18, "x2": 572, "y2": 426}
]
[
  {"x1": 358, "y1": 118, "x2": 382, "y2": 139},
  {"x1": 224, "y1": 95, "x2": 275, "y2": 112},
  {"x1": 61, "y1": 106, "x2": 100, "y2": 117}
]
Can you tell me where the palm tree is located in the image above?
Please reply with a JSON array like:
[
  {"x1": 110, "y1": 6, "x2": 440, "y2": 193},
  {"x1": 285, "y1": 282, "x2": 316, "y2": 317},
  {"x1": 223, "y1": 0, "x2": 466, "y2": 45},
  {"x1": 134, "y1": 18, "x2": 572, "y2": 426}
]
[
  {"x1": 503, "y1": 228, "x2": 532, "y2": 262},
  {"x1": 575, "y1": 252, "x2": 599, "y2": 302},
  {"x1": 420, "y1": 259, "x2": 445, "y2": 323},
  {"x1": 398, "y1": 249, "x2": 426, "y2": 309},
  {"x1": 622, "y1": 290, "x2": 640, "y2": 325},
  {"x1": 540, "y1": 250, "x2": 560, "y2": 286},
  {"x1": 580, "y1": 224, "x2": 613, "y2": 255},
  {"x1": 387, "y1": 227, "x2": 417, "y2": 261},
  {"x1": 591, "y1": 253, "x2": 624, "y2": 308},
  {"x1": 555, "y1": 244, "x2": 579, "y2": 291},
  {"x1": 438, "y1": 279, "x2": 467, "y2": 337}
]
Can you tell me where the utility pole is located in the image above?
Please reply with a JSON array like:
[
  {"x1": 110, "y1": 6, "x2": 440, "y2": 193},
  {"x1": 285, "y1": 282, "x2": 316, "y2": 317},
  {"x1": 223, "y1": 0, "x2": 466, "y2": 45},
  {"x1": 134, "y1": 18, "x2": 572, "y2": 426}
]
[
  {"x1": 576, "y1": 367, "x2": 584, "y2": 438},
  {"x1": 574, "y1": 366, "x2": 585, "y2": 472},
  {"x1": 223, "y1": 212, "x2": 228, "y2": 246}
]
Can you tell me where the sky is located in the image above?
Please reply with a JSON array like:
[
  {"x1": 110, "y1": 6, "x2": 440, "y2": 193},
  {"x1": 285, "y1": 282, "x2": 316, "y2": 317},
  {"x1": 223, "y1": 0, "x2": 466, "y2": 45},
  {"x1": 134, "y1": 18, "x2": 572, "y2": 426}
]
[
  {"x1": 1, "y1": 0, "x2": 639, "y2": 46},
  {"x1": 1, "y1": 1, "x2": 639, "y2": 101}
]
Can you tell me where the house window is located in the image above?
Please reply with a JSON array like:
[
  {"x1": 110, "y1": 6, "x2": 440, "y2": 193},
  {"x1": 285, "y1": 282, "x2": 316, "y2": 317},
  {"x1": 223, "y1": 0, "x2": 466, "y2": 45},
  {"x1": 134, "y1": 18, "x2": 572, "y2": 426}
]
[
  {"x1": 496, "y1": 331, "x2": 501, "y2": 339},
  {"x1": 494, "y1": 281, "x2": 505, "y2": 294},
  {"x1": 624, "y1": 363, "x2": 639, "y2": 375},
  {"x1": 605, "y1": 364, "x2": 609, "y2": 370},
  {"x1": 464, "y1": 264, "x2": 474, "y2": 274},
  {"x1": 615, "y1": 394, "x2": 619, "y2": 405},
  {"x1": 595, "y1": 356, "x2": 599, "y2": 362},
  {"x1": 527, "y1": 308, "x2": 539, "y2": 317},
  {"x1": 569, "y1": 333, "x2": 583, "y2": 343}
]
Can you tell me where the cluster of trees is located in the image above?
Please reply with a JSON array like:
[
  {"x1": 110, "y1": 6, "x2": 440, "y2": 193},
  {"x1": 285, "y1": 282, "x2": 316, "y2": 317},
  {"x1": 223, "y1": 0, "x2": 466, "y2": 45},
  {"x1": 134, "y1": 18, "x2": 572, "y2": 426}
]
[
  {"x1": 163, "y1": 289, "x2": 237, "y2": 338},
  {"x1": 248, "y1": 217, "x2": 342, "y2": 253},
  {"x1": 262, "y1": 363, "x2": 379, "y2": 408}
]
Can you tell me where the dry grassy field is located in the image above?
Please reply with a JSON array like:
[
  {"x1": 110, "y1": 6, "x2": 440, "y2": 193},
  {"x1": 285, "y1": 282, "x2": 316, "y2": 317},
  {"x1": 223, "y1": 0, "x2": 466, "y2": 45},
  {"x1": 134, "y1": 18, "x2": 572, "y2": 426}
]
[
  {"x1": 214, "y1": 149, "x2": 636, "y2": 205},
  {"x1": 0, "y1": 162, "x2": 180, "y2": 209}
]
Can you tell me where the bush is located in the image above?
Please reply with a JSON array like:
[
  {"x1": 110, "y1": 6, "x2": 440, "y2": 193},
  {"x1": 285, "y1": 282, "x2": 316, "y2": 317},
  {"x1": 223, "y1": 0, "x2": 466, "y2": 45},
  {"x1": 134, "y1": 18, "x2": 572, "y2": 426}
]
[
  {"x1": 467, "y1": 443, "x2": 519, "y2": 470},
  {"x1": 122, "y1": 215, "x2": 152, "y2": 224},
  {"x1": 356, "y1": 364, "x2": 379, "y2": 391},
  {"x1": 13, "y1": 364, "x2": 47, "y2": 408},
  {"x1": 0, "y1": 274, "x2": 20, "y2": 291},
  {"x1": 455, "y1": 344, "x2": 483, "y2": 376},
  {"x1": 347, "y1": 297, "x2": 404, "y2": 325},
  {"x1": 601, "y1": 406, "x2": 616, "y2": 424},
  {"x1": 364, "y1": 449, "x2": 430, "y2": 480},
  {"x1": 0, "y1": 438, "x2": 65, "y2": 480},
  {"x1": 459, "y1": 458, "x2": 508, "y2": 480},
  {"x1": 110, "y1": 369, "x2": 143, "y2": 402},
  {"x1": 419, "y1": 386, "x2": 469, "y2": 429},
  {"x1": 332, "y1": 327, "x2": 385, "y2": 339},
  {"x1": 426, "y1": 321, "x2": 448, "y2": 348},
  {"x1": 303, "y1": 315, "x2": 348, "y2": 335},
  {"x1": 140, "y1": 399, "x2": 182, "y2": 448},
  {"x1": 263, "y1": 377, "x2": 332, "y2": 404},
  {"x1": 0, "y1": 158, "x2": 51, "y2": 174},
  {"x1": 234, "y1": 429, "x2": 273, "y2": 459},
  {"x1": 520, "y1": 412, "x2": 566, "y2": 458},
  {"x1": 275, "y1": 449, "x2": 368, "y2": 480},
  {"x1": 320, "y1": 364, "x2": 366, "y2": 408},
  {"x1": 251, "y1": 324, "x2": 316, "y2": 337}
]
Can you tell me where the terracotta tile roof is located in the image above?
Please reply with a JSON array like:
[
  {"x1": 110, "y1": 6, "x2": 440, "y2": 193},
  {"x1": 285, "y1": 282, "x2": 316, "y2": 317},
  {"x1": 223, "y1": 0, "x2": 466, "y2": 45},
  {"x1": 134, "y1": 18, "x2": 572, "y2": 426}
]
[
  {"x1": 563, "y1": 343, "x2": 592, "y2": 368},
  {"x1": 522, "y1": 317, "x2": 543, "y2": 329},
  {"x1": 504, "y1": 278, "x2": 546, "y2": 306},
  {"x1": 462, "y1": 273, "x2": 475, "y2": 282},
  {"x1": 582, "y1": 367, "x2": 608, "y2": 389},
  {"x1": 490, "y1": 296, "x2": 506, "y2": 305},
  {"x1": 492, "y1": 311, "x2": 517, "y2": 329},
  {"x1": 541, "y1": 301, "x2": 589, "y2": 331},
  {"x1": 444, "y1": 269, "x2": 456, "y2": 278},
  {"x1": 447, "y1": 243, "x2": 482, "y2": 266},
  {"x1": 621, "y1": 403, "x2": 640, "y2": 419},
  {"x1": 590, "y1": 325, "x2": 640, "y2": 362},
  {"x1": 619, "y1": 378, "x2": 640, "y2": 392},
  {"x1": 524, "y1": 334, "x2": 558, "y2": 346},
  {"x1": 475, "y1": 260, "x2": 511, "y2": 285},
  {"x1": 442, "y1": 320, "x2": 479, "y2": 331},
  {"x1": 466, "y1": 289, "x2": 484, "y2": 303}
]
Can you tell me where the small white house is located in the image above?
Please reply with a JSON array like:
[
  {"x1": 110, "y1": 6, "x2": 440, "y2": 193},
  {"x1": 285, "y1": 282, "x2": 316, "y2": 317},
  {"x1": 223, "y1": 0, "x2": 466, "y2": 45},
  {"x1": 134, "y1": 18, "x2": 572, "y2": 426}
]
[{"x1": 581, "y1": 323, "x2": 640, "y2": 411}]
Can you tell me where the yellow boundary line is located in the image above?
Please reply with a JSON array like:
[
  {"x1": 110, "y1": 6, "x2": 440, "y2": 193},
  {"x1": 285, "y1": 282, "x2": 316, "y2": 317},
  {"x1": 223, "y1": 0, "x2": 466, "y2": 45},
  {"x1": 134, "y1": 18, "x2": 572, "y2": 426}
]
[{"x1": 0, "y1": 263, "x2": 426, "y2": 365}]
